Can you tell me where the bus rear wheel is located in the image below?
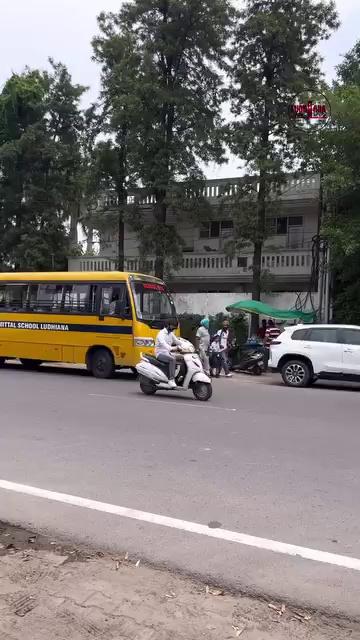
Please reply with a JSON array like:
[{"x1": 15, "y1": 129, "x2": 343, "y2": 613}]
[
  {"x1": 20, "y1": 359, "x2": 42, "y2": 370},
  {"x1": 0, "y1": 357, "x2": 5, "y2": 367},
  {"x1": 90, "y1": 348, "x2": 115, "y2": 379}
]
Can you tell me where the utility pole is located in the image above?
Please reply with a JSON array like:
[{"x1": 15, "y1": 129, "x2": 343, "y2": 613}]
[
  {"x1": 323, "y1": 244, "x2": 331, "y2": 323},
  {"x1": 317, "y1": 239, "x2": 325, "y2": 323},
  {"x1": 317, "y1": 239, "x2": 331, "y2": 323}
]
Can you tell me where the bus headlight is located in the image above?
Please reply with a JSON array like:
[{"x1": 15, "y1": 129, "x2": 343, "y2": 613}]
[{"x1": 134, "y1": 338, "x2": 155, "y2": 347}]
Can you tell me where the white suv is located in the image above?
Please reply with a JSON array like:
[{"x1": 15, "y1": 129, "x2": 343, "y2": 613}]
[{"x1": 268, "y1": 324, "x2": 360, "y2": 387}]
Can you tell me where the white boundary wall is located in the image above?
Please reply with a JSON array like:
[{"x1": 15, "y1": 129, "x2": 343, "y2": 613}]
[{"x1": 173, "y1": 292, "x2": 319, "y2": 317}]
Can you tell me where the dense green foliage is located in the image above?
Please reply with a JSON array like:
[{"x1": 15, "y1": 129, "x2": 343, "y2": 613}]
[
  {"x1": 92, "y1": 0, "x2": 233, "y2": 278},
  {"x1": 0, "y1": 62, "x2": 88, "y2": 271},
  {"x1": 227, "y1": 0, "x2": 338, "y2": 330},
  {"x1": 319, "y1": 44, "x2": 360, "y2": 323}
]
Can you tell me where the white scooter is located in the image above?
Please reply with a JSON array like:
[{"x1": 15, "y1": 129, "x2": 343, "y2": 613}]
[{"x1": 136, "y1": 338, "x2": 213, "y2": 401}]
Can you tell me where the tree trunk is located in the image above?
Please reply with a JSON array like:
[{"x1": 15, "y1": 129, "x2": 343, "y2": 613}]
[
  {"x1": 154, "y1": 254, "x2": 164, "y2": 280},
  {"x1": 116, "y1": 140, "x2": 127, "y2": 272},
  {"x1": 154, "y1": 196, "x2": 167, "y2": 280},
  {"x1": 69, "y1": 204, "x2": 79, "y2": 249},
  {"x1": 86, "y1": 226, "x2": 94, "y2": 253},
  {"x1": 250, "y1": 172, "x2": 267, "y2": 334},
  {"x1": 251, "y1": 240, "x2": 262, "y2": 334},
  {"x1": 117, "y1": 210, "x2": 124, "y2": 271}
]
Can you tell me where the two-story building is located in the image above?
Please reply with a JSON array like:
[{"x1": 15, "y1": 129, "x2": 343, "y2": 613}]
[{"x1": 68, "y1": 173, "x2": 321, "y2": 316}]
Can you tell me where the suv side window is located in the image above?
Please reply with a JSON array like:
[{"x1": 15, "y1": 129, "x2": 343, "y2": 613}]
[
  {"x1": 291, "y1": 329, "x2": 309, "y2": 341},
  {"x1": 307, "y1": 328, "x2": 339, "y2": 344},
  {"x1": 340, "y1": 329, "x2": 360, "y2": 346}
]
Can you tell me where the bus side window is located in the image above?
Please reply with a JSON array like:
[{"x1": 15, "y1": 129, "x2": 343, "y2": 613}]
[
  {"x1": 36, "y1": 284, "x2": 64, "y2": 312},
  {"x1": 1, "y1": 284, "x2": 28, "y2": 311},
  {"x1": 100, "y1": 284, "x2": 131, "y2": 318},
  {"x1": 63, "y1": 284, "x2": 90, "y2": 313},
  {"x1": 0, "y1": 286, "x2": 6, "y2": 309},
  {"x1": 88, "y1": 285, "x2": 98, "y2": 314},
  {"x1": 28, "y1": 285, "x2": 38, "y2": 311}
]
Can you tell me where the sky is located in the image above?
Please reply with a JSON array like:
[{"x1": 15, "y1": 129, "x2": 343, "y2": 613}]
[{"x1": 0, "y1": 0, "x2": 359, "y2": 178}]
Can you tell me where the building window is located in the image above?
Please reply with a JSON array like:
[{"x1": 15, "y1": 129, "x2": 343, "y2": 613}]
[
  {"x1": 199, "y1": 220, "x2": 234, "y2": 239},
  {"x1": 210, "y1": 222, "x2": 220, "y2": 238},
  {"x1": 269, "y1": 215, "x2": 303, "y2": 235},
  {"x1": 288, "y1": 216, "x2": 303, "y2": 227},
  {"x1": 277, "y1": 217, "x2": 288, "y2": 235},
  {"x1": 237, "y1": 257, "x2": 248, "y2": 269}
]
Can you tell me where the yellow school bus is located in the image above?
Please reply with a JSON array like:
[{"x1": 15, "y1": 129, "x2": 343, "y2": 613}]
[{"x1": 0, "y1": 271, "x2": 178, "y2": 378}]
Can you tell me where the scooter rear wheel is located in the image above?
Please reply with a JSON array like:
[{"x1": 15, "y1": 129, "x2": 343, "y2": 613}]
[
  {"x1": 252, "y1": 365, "x2": 262, "y2": 376},
  {"x1": 139, "y1": 376, "x2": 157, "y2": 395},
  {"x1": 193, "y1": 382, "x2": 212, "y2": 402}
]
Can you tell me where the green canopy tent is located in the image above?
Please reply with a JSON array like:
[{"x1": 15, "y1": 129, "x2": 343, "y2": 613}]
[{"x1": 226, "y1": 300, "x2": 316, "y2": 323}]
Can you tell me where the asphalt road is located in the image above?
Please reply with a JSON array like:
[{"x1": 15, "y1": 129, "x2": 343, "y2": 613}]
[{"x1": 0, "y1": 364, "x2": 359, "y2": 618}]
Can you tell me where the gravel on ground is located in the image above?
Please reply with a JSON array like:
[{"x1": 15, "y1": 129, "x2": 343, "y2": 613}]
[{"x1": 0, "y1": 522, "x2": 359, "y2": 640}]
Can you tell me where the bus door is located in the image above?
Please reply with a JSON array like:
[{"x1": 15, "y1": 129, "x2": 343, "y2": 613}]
[{"x1": 97, "y1": 282, "x2": 133, "y2": 366}]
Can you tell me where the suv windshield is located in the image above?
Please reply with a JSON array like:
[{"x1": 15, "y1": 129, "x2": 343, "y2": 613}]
[{"x1": 131, "y1": 280, "x2": 177, "y2": 327}]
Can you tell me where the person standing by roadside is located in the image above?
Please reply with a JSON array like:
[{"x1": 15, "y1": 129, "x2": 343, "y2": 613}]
[
  {"x1": 216, "y1": 318, "x2": 233, "y2": 378},
  {"x1": 196, "y1": 317, "x2": 210, "y2": 376},
  {"x1": 264, "y1": 319, "x2": 281, "y2": 348},
  {"x1": 257, "y1": 319, "x2": 267, "y2": 341},
  {"x1": 209, "y1": 334, "x2": 226, "y2": 377}
]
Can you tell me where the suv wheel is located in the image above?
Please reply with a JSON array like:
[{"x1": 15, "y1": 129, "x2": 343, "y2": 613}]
[{"x1": 281, "y1": 359, "x2": 312, "y2": 388}]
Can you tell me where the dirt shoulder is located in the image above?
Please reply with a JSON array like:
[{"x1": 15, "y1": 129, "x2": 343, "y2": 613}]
[{"x1": 0, "y1": 522, "x2": 359, "y2": 640}]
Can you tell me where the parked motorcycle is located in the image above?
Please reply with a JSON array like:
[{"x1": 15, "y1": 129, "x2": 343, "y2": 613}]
[
  {"x1": 136, "y1": 338, "x2": 213, "y2": 401},
  {"x1": 228, "y1": 345, "x2": 265, "y2": 376}
]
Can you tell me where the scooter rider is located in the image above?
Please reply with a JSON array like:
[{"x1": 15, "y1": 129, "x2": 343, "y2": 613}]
[{"x1": 155, "y1": 322, "x2": 181, "y2": 388}]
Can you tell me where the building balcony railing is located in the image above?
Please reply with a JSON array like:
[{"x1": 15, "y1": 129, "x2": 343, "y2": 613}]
[
  {"x1": 96, "y1": 174, "x2": 320, "y2": 210},
  {"x1": 69, "y1": 249, "x2": 313, "y2": 280}
]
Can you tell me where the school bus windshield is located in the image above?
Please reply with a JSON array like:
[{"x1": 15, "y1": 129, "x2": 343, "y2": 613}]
[{"x1": 131, "y1": 281, "x2": 177, "y2": 324}]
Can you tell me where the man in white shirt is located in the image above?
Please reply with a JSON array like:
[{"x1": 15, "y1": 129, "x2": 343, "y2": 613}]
[
  {"x1": 155, "y1": 322, "x2": 181, "y2": 388},
  {"x1": 216, "y1": 318, "x2": 233, "y2": 377}
]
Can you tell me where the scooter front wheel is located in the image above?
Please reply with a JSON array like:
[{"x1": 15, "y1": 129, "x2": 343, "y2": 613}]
[
  {"x1": 193, "y1": 382, "x2": 212, "y2": 402},
  {"x1": 139, "y1": 376, "x2": 157, "y2": 395}
]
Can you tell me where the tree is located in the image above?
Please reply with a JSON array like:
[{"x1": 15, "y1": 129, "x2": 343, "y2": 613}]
[
  {"x1": 46, "y1": 60, "x2": 89, "y2": 249},
  {"x1": 311, "y1": 43, "x2": 360, "y2": 323},
  {"x1": 228, "y1": 0, "x2": 338, "y2": 331},
  {"x1": 93, "y1": 0, "x2": 233, "y2": 279},
  {"x1": 0, "y1": 64, "x2": 89, "y2": 271},
  {"x1": 92, "y1": 30, "x2": 142, "y2": 270}
]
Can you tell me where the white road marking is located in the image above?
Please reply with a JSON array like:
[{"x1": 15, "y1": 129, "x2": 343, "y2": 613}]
[
  {"x1": 88, "y1": 393, "x2": 237, "y2": 412},
  {"x1": 1, "y1": 478, "x2": 360, "y2": 572}
]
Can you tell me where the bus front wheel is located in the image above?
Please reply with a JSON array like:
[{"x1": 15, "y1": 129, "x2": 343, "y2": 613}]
[
  {"x1": 90, "y1": 348, "x2": 115, "y2": 379},
  {"x1": 20, "y1": 359, "x2": 42, "y2": 370}
]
